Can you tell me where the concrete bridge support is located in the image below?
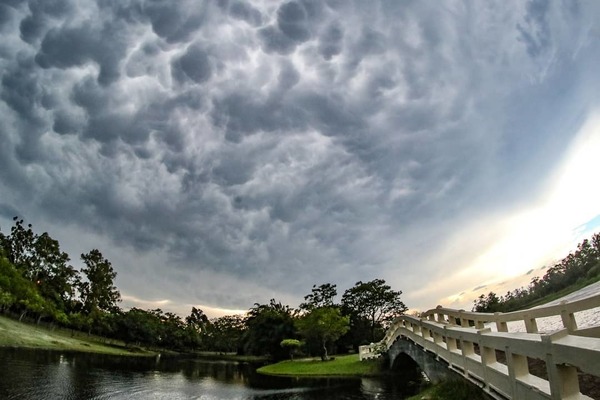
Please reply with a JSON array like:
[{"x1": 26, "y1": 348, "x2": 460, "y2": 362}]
[{"x1": 386, "y1": 336, "x2": 454, "y2": 384}]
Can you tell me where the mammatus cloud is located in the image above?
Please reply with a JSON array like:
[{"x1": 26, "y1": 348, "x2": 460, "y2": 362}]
[{"x1": 1, "y1": 1, "x2": 599, "y2": 316}]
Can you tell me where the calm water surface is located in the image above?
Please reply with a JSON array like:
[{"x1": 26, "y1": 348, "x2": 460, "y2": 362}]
[{"x1": 0, "y1": 348, "x2": 422, "y2": 399}]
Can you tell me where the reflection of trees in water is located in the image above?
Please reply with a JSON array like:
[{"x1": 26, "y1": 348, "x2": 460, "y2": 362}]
[
  {"x1": 0, "y1": 348, "x2": 427, "y2": 399},
  {"x1": 180, "y1": 359, "x2": 249, "y2": 384}
]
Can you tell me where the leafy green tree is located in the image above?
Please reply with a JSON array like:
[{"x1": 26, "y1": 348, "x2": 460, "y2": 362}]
[
  {"x1": 341, "y1": 279, "x2": 407, "y2": 343},
  {"x1": 204, "y1": 314, "x2": 246, "y2": 353},
  {"x1": 184, "y1": 307, "x2": 210, "y2": 350},
  {"x1": 472, "y1": 292, "x2": 502, "y2": 312},
  {"x1": 0, "y1": 218, "x2": 80, "y2": 319},
  {"x1": 295, "y1": 306, "x2": 349, "y2": 360},
  {"x1": 79, "y1": 249, "x2": 121, "y2": 332},
  {"x1": 0, "y1": 289, "x2": 15, "y2": 312},
  {"x1": 299, "y1": 283, "x2": 337, "y2": 311},
  {"x1": 0, "y1": 255, "x2": 51, "y2": 321},
  {"x1": 158, "y1": 311, "x2": 187, "y2": 350},
  {"x1": 242, "y1": 299, "x2": 296, "y2": 360},
  {"x1": 186, "y1": 307, "x2": 209, "y2": 331},
  {"x1": 115, "y1": 308, "x2": 160, "y2": 347},
  {"x1": 69, "y1": 312, "x2": 92, "y2": 333},
  {"x1": 32, "y1": 232, "x2": 79, "y2": 313},
  {"x1": 280, "y1": 339, "x2": 302, "y2": 360},
  {"x1": 0, "y1": 217, "x2": 37, "y2": 274}
]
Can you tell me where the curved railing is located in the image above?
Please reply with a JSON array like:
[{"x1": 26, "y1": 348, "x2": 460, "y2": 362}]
[{"x1": 360, "y1": 292, "x2": 600, "y2": 400}]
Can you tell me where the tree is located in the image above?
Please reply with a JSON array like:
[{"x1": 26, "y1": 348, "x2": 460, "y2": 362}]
[
  {"x1": 341, "y1": 279, "x2": 407, "y2": 343},
  {"x1": 158, "y1": 311, "x2": 187, "y2": 350},
  {"x1": 184, "y1": 307, "x2": 209, "y2": 350},
  {"x1": 295, "y1": 306, "x2": 349, "y2": 360},
  {"x1": 0, "y1": 218, "x2": 80, "y2": 318},
  {"x1": 280, "y1": 339, "x2": 302, "y2": 360},
  {"x1": 186, "y1": 307, "x2": 209, "y2": 331},
  {"x1": 0, "y1": 217, "x2": 37, "y2": 274},
  {"x1": 0, "y1": 255, "x2": 52, "y2": 322},
  {"x1": 299, "y1": 283, "x2": 337, "y2": 311},
  {"x1": 115, "y1": 308, "x2": 160, "y2": 347},
  {"x1": 204, "y1": 314, "x2": 246, "y2": 353},
  {"x1": 32, "y1": 232, "x2": 79, "y2": 313},
  {"x1": 242, "y1": 299, "x2": 296, "y2": 360},
  {"x1": 472, "y1": 292, "x2": 502, "y2": 312},
  {"x1": 79, "y1": 249, "x2": 121, "y2": 331}
]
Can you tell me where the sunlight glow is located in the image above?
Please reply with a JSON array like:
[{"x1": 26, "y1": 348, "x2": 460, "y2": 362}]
[{"x1": 431, "y1": 111, "x2": 600, "y2": 311}]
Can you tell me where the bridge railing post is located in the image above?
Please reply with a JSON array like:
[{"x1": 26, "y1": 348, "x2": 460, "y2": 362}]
[
  {"x1": 494, "y1": 312, "x2": 508, "y2": 332},
  {"x1": 523, "y1": 313, "x2": 538, "y2": 333},
  {"x1": 559, "y1": 301, "x2": 578, "y2": 332},
  {"x1": 413, "y1": 320, "x2": 421, "y2": 335},
  {"x1": 461, "y1": 338, "x2": 474, "y2": 358},
  {"x1": 477, "y1": 328, "x2": 496, "y2": 392},
  {"x1": 444, "y1": 326, "x2": 458, "y2": 352},
  {"x1": 542, "y1": 331, "x2": 582, "y2": 400},
  {"x1": 458, "y1": 310, "x2": 469, "y2": 328},
  {"x1": 506, "y1": 349, "x2": 530, "y2": 398},
  {"x1": 435, "y1": 305, "x2": 446, "y2": 323}
]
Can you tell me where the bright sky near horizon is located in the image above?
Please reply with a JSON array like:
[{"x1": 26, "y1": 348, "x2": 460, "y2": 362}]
[{"x1": 1, "y1": 1, "x2": 599, "y2": 318}]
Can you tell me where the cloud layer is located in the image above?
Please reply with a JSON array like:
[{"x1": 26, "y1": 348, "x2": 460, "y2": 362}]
[{"x1": 1, "y1": 0, "x2": 599, "y2": 315}]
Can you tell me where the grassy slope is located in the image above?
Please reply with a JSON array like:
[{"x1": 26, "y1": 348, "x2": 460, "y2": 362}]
[
  {"x1": 509, "y1": 275, "x2": 600, "y2": 310},
  {"x1": 257, "y1": 354, "x2": 383, "y2": 377},
  {"x1": 0, "y1": 314, "x2": 155, "y2": 356},
  {"x1": 406, "y1": 380, "x2": 489, "y2": 400}
]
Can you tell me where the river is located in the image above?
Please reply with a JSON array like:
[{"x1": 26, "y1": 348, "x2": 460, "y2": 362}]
[{"x1": 0, "y1": 348, "x2": 422, "y2": 399}]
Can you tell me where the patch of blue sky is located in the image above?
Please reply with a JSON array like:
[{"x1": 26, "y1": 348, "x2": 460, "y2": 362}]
[{"x1": 574, "y1": 214, "x2": 600, "y2": 236}]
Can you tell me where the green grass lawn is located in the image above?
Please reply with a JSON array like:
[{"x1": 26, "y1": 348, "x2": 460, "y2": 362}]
[
  {"x1": 257, "y1": 354, "x2": 384, "y2": 377},
  {"x1": 0, "y1": 314, "x2": 155, "y2": 356}
]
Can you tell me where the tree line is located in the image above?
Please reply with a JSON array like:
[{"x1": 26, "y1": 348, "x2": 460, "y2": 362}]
[
  {"x1": 0, "y1": 217, "x2": 407, "y2": 359},
  {"x1": 473, "y1": 233, "x2": 600, "y2": 312}
]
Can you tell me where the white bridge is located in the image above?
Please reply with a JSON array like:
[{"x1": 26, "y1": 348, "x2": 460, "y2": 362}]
[{"x1": 359, "y1": 290, "x2": 600, "y2": 400}]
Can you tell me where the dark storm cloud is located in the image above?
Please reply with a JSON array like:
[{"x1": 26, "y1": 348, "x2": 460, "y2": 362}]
[
  {"x1": 172, "y1": 44, "x2": 213, "y2": 84},
  {"x1": 228, "y1": 0, "x2": 263, "y2": 26},
  {"x1": 0, "y1": 203, "x2": 22, "y2": 220},
  {"x1": 517, "y1": 0, "x2": 551, "y2": 57},
  {"x1": 258, "y1": 0, "x2": 325, "y2": 54},
  {"x1": 277, "y1": 1, "x2": 311, "y2": 42},
  {"x1": 143, "y1": 0, "x2": 205, "y2": 44},
  {"x1": 1, "y1": 0, "x2": 599, "y2": 312},
  {"x1": 317, "y1": 22, "x2": 343, "y2": 60},
  {"x1": 35, "y1": 22, "x2": 129, "y2": 85},
  {"x1": 19, "y1": 0, "x2": 75, "y2": 44}
]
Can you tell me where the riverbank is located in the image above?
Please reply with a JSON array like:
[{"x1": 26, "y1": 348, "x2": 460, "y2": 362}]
[
  {"x1": 257, "y1": 354, "x2": 384, "y2": 377},
  {"x1": 0, "y1": 314, "x2": 155, "y2": 356},
  {"x1": 192, "y1": 351, "x2": 268, "y2": 362}
]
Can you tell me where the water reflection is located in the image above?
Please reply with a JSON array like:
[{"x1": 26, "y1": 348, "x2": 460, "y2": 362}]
[{"x1": 0, "y1": 348, "x2": 422, "y2": 399}]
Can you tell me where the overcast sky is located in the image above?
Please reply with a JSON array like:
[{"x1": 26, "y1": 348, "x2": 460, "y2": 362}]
[{"x1": 1, "y1": 0, "x2": 600, "y2": 318}]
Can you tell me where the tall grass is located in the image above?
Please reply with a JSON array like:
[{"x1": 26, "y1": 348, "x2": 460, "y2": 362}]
[{"x1": 407, "y1": 379, "x2": 488, "y2": 400}]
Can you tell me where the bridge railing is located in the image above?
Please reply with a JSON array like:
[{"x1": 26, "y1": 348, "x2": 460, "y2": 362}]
[
  {"x1": 360, "y1": 292, "x2": 600, "y2": 400},
  {"x1": 420, "y1": 293, "x2": 600, "y2": 335}
]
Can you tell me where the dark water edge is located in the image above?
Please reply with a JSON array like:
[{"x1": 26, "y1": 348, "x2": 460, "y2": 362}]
[{"x1": 0, "y1": 348, "x2": 424, "y2": 399}]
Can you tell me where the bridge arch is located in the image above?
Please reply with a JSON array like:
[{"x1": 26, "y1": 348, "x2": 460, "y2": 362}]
[{"x1": 387, "y1": 336, "x2": 454, "y2": 384}]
